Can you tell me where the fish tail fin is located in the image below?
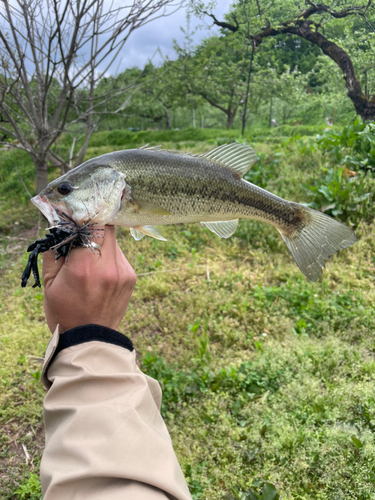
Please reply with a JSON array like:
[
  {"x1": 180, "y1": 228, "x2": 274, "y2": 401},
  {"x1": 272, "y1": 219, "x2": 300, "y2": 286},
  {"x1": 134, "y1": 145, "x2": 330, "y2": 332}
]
[{"x1": 278, "y1": 207, "x2": 357, "y2": 281}]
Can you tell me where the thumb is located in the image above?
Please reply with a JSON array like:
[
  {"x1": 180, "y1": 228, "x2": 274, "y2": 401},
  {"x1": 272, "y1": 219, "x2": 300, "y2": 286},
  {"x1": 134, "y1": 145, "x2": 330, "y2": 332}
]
[{"x1": 42, "y1": 249, "x2": 65, "y2": 288}]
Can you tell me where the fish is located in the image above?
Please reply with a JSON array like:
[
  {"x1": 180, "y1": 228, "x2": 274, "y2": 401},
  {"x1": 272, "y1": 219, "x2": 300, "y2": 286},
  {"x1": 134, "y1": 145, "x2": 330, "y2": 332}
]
[{"x1": 31, "y1": 143, "x2": 357, "y2": 281}]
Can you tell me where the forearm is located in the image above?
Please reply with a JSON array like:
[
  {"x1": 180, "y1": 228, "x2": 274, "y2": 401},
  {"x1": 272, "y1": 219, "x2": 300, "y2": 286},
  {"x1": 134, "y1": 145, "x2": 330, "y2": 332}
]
[{"x1": 41, "y1": 325, "x2": 192, "y2": 500}]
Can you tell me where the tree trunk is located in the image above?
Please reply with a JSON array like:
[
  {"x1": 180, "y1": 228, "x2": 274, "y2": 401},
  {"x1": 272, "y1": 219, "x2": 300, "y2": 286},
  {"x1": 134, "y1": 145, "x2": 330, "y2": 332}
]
[
  {"x1": 226, "y1": 110, "x2": 236, "y2": 129},
  {"x1": 60, "y1": 163, "x2": 69, "y2": 175},
  {"x1": 205, "y1": 10, "x2": 375, "y2": 122},
  {"x1": 294, "y1": 23, "x2": 375, "y2": 121},
  {"x1": 251, "y1": 22, "x2": 375, "y2": 121},
  {"x1": 165, "y1": 111, "x2": 171, "y2": 129},
  {"x1": 35, "y1": 160, "x2": 49, "y2": 193}
]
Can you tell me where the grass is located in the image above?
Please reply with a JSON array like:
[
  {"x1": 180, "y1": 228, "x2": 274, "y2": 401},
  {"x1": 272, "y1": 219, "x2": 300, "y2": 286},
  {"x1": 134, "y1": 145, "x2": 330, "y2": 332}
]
[{"x1": 1, "y1": 128, "x2": 375, "y2": 499}]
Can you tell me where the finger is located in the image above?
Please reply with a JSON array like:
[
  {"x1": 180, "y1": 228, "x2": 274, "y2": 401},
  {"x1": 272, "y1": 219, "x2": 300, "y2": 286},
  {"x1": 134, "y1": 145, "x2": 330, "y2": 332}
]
[
  {"x1": 115, "y1": 242, "x2": 128, "y2": 273},
  {"x1": 64, "y1": 225, "x2": 116, "y2": 272},
  {"x1": 81, "y1": 225, "x2": 116, "y2": 257},
  {"x1": 115, "y1": 242, "x2": 136, "y2": 285},
  {"x1": 90, "y1": 225, "x2": 107, "y2": 247},
  {"x1": 99, "y1": 225, "x2": 117, "y2": 259},
  {"x1": 42, "y1": 249, "x2": 65, "y2": 286}
]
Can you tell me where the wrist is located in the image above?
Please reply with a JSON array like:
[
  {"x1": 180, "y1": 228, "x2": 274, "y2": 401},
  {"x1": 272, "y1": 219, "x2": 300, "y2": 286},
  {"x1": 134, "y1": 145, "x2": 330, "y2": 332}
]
[{"x1": 42, "y1": 324, "x2": 134, "y2": 389}]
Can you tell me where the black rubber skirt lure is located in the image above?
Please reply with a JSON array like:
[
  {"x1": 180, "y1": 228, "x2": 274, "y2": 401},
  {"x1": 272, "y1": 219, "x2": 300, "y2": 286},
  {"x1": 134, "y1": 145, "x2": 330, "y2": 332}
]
[{"x1": 21, "y1": 212, "x2": 102, "y2": 288}]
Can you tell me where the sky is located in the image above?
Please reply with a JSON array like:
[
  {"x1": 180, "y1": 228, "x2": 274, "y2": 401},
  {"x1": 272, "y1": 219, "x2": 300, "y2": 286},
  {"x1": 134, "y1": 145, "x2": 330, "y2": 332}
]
[{"x1": 113, "y1": 2, "x2": 231, "y2": 72}]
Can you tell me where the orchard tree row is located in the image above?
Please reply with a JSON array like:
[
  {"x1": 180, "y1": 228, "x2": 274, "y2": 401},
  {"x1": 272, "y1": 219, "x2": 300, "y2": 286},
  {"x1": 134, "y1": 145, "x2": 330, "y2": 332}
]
[{"x1": 0, "y1": 0, "x2": 373, "y2": 191}]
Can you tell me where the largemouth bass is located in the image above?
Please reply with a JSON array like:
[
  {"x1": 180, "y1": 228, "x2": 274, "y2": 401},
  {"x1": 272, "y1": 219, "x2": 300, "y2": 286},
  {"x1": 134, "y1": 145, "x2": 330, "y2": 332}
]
[{"x1": 31, "y1": 143, "x2": 357, "y2": 281}]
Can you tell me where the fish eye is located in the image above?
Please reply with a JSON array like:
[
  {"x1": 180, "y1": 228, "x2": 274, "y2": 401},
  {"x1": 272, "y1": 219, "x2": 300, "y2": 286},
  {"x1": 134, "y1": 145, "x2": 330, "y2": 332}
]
[{"x1": 57, "y1": 183, "x2": 73, "y2": 196}]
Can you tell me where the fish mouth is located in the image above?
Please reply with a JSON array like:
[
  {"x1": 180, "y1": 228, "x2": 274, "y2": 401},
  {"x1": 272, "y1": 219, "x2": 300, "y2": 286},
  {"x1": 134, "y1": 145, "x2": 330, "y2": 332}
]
[{"x1": 31, "y1": 195, "x2": 66, "y2": 225}]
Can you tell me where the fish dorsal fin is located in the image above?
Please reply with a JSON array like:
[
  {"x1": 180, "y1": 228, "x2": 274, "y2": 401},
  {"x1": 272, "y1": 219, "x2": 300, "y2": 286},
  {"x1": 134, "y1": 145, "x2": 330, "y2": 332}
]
[
  {"x1": 201, "y1": 219, "x2": 238, "y2": 239},
  {"x1": 131, "y1": 225, "x2": 167, "y2": 241},
  {"x1": 140, "y1": 147, "x2": 199, "y2": 157},
  {"x1": 138, "y1": 144, "x2": 162, "y2": 150},
  {"x1": 200, "y1": 143, "x2": 258, "y2": 177}
]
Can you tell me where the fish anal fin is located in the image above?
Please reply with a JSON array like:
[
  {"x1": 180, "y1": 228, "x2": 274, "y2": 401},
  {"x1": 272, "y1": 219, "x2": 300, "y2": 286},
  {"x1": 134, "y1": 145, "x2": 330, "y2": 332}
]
[
  {"x1": 132, "y1": 225, "x2": 167, "y2": 242},
  {"x1": 130, "y1": 227, "x2": 145, "y2": 241},
  {"x1": 200, "y1": 143, "x2": 258, "y2": 177},
  {"x1": 201, "y1": 219, "x2": 238, "y2": 239},
  {"x1": 133, "y1": 199, "x2": 172, "y2": 216}
]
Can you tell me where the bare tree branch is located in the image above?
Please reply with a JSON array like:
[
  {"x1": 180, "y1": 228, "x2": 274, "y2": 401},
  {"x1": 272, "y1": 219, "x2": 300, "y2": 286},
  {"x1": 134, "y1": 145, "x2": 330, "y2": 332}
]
[
  {"x1": 0, "y1": 0, "x2": 184, "y2": 192},
  {"x1": 201, "y1": 1, "x2": 375, "y2": 121}
]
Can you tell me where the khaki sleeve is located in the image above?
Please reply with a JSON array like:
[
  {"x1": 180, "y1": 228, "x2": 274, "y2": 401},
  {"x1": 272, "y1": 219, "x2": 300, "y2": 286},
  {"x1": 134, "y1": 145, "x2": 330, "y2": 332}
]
[{"x1": 40, "y1": 331, "x2": 192, "y2": 500}]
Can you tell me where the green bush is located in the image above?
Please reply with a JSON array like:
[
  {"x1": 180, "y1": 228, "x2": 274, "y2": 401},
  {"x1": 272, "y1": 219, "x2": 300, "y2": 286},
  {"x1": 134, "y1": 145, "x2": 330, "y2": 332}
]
[
  {"x1": 244, "y1": 152, "x2": 280, "y2": 189},
  {"x1": 15, "y1": 473, "x2": 42, "y2": 500},
  {"x1": 246, "y1": 124, "x2": 334, "y2": 142},
  {"x1": 316, "y1": 118, "x2": 375, "y2": 172},
  {"x1": 141, "y1": 352, "x2": 286, "y2": 417},
  {"x1": 88, "y1": 128, "x2": 241, "y2": 148},
  {"x1": 304, "y1": 167, "x2": 373, "y2": 224},
  {"x1": 226, "y1": 482, "x2": 279, "y2": 500}
]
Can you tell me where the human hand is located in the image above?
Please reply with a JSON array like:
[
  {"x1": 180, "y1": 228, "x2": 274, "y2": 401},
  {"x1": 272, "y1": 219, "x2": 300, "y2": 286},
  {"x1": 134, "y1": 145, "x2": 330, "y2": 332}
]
[{"x1": 42, "y1": 226, "x2": 136, "y2": 333}]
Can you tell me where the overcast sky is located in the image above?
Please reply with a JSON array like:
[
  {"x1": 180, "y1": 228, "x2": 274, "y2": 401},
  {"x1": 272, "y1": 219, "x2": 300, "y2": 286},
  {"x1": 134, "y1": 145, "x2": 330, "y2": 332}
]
[{"x1": 114, "y1": 2, "x2": 231, "y2": 72}]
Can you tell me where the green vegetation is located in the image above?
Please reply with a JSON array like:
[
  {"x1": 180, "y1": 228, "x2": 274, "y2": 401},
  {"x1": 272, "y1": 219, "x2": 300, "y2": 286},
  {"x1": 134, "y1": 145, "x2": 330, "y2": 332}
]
[
  {"x1": 1, "y1": 126, "x2": 375, "y2": 499},
  {"x1": 1, "y1": 0, "x2": 374, "y2": 195}
]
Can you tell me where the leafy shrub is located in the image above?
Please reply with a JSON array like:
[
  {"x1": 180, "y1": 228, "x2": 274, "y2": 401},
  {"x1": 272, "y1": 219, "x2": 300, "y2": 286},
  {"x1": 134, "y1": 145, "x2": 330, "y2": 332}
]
[
  {"x1": 316, "y1": 118, "x2": 375, "y2": 172},
  {"x1": 304, "y1": 167, "x2": 372, "y2": 224},
  {"x1": 141, "y1": 352, "x2": 285, "y2": 417},
  {"x1": 249, "y1": 280, "x2": 375, "y2": 341},
  {"x1": 226, "y1": 482, "x2": 279, "y2": 500},
  {"x1": 296, "y1": 119, "x2": 375, "y2": 225},
  {"x1": 15, "y1": 473, "x2": 42, "y2": 500},
  {"x1": 244, "y1": 152, "x2": 280, "y2": 189},
  {"x1": 88, "y1": 127, "x2": 241, "y2": 148}
]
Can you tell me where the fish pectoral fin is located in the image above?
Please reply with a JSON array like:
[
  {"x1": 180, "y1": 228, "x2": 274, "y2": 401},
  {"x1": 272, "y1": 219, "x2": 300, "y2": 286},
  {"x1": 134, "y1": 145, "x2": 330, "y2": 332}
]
[
  {"x1": 130, "y1": 227, "x2": 145, "y2": 241},
  {"x1": 133, "y1": 199, "x2": 172, "y2": 216},
  {"x1": 200, "y1": 143, "x2": 258, "y2": 177},
  {"x1": 132, "y1": 225, "x2": 167, "y2": 242},
  {"x1": 201, "y1": 219, "x2": 238, "y2": 239}
]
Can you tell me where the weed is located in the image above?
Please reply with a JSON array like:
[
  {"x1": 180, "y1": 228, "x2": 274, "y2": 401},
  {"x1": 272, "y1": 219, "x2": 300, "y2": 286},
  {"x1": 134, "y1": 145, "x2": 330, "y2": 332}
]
[
  {"x1": 226, "y1": 482, "x2": 279, "y2": 500},
  {"x1": 316, "y1": 118, "x2": 375, "y2": 173},
  {"x1": 141, "y1": 351, "x2": 286, "y2": 417},
  {"x1": 15, "y1": 473, "x2": 42, "y2": 500},
  {"x1": 244, "y1": 152, "x2": 279, "y2": 189},
  {"x1": 304, "y1": 167, "x2": 372, "y2": 224}
]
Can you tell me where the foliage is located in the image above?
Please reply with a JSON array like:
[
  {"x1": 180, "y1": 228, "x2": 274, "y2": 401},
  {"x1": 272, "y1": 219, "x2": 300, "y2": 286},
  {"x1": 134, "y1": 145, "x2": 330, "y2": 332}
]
[
  {"x1": 142, "y1": 351, "x2": 285, "y2": 418},
  {"x1": 15, "y1": 474, "x2": 42, "y2": 500},
  {"x1": 316, "y1": 119, "x2": 375, "y2": 173},
  {"x1": 302, "y1": 119, "x2": 375, "y2": 225},
  {"x1": 1, "y1": 132, "x2": 375, "y2": 500},
  {"x1": 174, "y1": 32, "x2": 252, "y2": 129},
  {"x1": 304, "y1": 167, "x2": 372, "y2": 224},
  {"x1": 195, "y1": 0, "x2": 375, "y2": 121},
  {"x1": 226, "y1": 482, "x2": 279, "y2": 500}
]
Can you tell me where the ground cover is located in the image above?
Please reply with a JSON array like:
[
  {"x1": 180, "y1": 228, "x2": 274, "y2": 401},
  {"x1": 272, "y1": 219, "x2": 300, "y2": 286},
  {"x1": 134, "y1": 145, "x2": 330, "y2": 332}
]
[{"x1": 0, "y1": 129, "x2": 374, "y2": 499}]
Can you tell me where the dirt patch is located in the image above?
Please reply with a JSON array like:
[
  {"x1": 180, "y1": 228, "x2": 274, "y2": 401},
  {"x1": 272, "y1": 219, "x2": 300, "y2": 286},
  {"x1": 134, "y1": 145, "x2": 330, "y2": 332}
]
[{"x1": 0, "y1": 419, "x2": 44, "y2": 493}]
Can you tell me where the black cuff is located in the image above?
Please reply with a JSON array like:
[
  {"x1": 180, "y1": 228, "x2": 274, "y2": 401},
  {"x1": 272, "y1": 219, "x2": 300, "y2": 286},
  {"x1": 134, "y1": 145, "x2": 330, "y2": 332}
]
[{"x1": 51, "y1": 324, "x2": 134, "y2": 364}]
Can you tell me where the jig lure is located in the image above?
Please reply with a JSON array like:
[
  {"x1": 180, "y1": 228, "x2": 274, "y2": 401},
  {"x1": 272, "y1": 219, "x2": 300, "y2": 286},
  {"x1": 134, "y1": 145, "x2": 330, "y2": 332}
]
[{"x1": 21, "y1": 212, "x2": 102, "y2": 288}]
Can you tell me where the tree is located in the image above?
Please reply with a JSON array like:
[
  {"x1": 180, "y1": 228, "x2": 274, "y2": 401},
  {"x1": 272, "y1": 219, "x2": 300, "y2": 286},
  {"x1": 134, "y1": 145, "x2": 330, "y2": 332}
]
[
  {"x1": 127, "y1": 62, "x2": 188, "y2": 129},
  {"x1": 178, "y1": 33, "x2": 251, "y2": 128},
  {"x1": 197, "y1": 0, "x2": 375, "y2": 122},
  {"x1": 0, "y1": 0, "x2": 182, "y2": 193}
]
